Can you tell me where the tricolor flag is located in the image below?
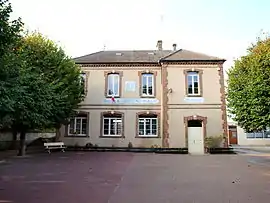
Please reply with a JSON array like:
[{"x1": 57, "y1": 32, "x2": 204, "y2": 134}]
[{"x1": 111, "y1": 95, "x2": 115, "y2": 103}]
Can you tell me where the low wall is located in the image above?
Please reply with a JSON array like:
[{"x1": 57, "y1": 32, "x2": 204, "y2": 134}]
[{"x1": 0, "y1": 132, "x2": 55, "y2": 150}]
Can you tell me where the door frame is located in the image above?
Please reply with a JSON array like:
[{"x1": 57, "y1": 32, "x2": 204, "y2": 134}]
[{"x1": 184, "y1": 115, "x2": 207, "y2": 153}]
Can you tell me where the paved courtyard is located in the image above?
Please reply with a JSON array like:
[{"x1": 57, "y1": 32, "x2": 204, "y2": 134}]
[{"x1": 1, "y1": 152, "x2": 270, "y2": 203}]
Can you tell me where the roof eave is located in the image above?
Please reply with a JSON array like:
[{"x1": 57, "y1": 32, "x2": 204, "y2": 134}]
[
  {"x1": 75, "y1": 61, "x2": 159, "y2": 65},
  {"x1": 160, "y1": 59, "x2": 226, "y2": 63}
]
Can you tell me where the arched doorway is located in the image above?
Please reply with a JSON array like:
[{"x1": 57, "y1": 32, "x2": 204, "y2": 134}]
[{"x1": 184, "y1": 115, "x2": 207, "y2": 155}]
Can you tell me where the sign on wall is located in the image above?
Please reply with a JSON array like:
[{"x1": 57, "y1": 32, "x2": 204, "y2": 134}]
[
  {"x1": 103, "y1": 98, "x2": 159, "y2": 104},
  {"x1": 125, "y1": 81, "x2": 136, "y2": 92},
  {"x1": 184, "y1": 97, "x2": 204, "y2": 103}
]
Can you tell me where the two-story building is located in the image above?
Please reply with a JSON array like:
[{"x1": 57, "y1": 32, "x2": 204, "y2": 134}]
[{"x1": 60, "y1": 40, "x2": 228, "y2": 154}]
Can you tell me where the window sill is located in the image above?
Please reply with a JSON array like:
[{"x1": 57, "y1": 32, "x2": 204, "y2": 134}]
[
  {"x1": 140, "y1": 95, "x2": 156, "y2": 98},
  {"x1": 186, "y1": 95, "x2": 202, "y2": 97},
  {"x1": 100, "y1": 135, "x2": 125, "y2": 138},
  {"x1": 65, "y1": 135, "x2": 89, "y2": 138},
  {"x1": 135, "y1": 135, "x2": 160, "y2": 138},
  {"x1": 106, "y1": 96, "x2": 120, "y2": 98}
]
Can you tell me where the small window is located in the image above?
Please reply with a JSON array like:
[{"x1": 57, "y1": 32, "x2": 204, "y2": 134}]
[
  {"x1": 102, "y1": 114, "x2": 123, "y2": 137},
  {"x1": 187, "y1": 72, "x2": 200, "y2": 96},
  {"x1": 107, "y1": 73, "x2": 120, "y2": 97},
  {"x1": 141, "y1": 73, "x2": 154, "y2": 97},
  {"x1": 138, "y1": 115, "x2": 158, "y2": 137},
  {"x1": 68, "y1": 114, "x2": 87, "y2": 136},
  {"x1": 80, "y1": 72, "x2": 86, "y2": 95}
]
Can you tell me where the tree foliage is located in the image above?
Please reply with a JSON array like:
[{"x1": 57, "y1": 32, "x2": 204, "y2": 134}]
[
  {"x1": 227, "y1": 35, "x2": 270, "y2": 132},
  {"x1": 0, "y1": 0, "x2": 84, "y2": 155},
  {"x1": 0, "y1": 0, "x2": 23, "y2": 129},
  {"x1": 19, "y1": 33, "x2": 85, "y2": 129}
]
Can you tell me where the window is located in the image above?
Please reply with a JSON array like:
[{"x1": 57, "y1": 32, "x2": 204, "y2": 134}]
[
  {"x1": 137, "y1": 114, "x2": 158, "y2": 137},
  {"x1": 80, "y1": 72, "x2": 87, "y2": 95},
  {"x1": 107, "y1": 73, "x2": 120, "y2": 97},
  {"x1": 246, "y1": 131, "x2": 270, "y2": 139},
  {"x1": 141, "y1": 73, "x2": 155, "y2": 97},
  {"x1": 102, "y1": 114, "x2": 123, "y2": 137},
  {"x1": 187, "y1": 72, "x2": 200, "y2": 95},
  {"x1": 68, "y1": 114, "x2": 87, "y2": 136}
]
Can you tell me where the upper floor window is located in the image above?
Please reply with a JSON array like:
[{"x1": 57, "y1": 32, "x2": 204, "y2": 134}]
[
  {"x1": 185, "y1": 70, "x2": 203, "y2": 97},
  {"x1": 187, "y1": 72, "x2": 199, "y2": 95},
  {"x1": 141, "y1": 73, "x2": 154, "y2": 97},
  {"x1": 68, "y1": 114, "x2": 88, "y2": 136},
  {"x1": 107, "y1": 73, "x2": 120, "y2": 97},
  {"x1": 80, "y1": 72, "x2": 86, "y2": 95}
]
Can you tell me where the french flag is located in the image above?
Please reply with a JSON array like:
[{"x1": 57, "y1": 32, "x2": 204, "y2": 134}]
[{"x1": 111, "y1": 95, "x2": 116, "y2": 103}]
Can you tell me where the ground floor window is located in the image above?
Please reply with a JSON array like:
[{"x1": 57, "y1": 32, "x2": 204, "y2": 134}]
[
  {"x1": 246, "y1": 131, "x2": 270, "y2": 139},
  {"x1": 138, "y1": 114, "x2": 158, "y2": 137},
  {"x1": 102, "y1": 113, "x2": 123, "y2": 137},
  {"x1": 68, "y1": 114, "x2": 87, "y2": 136}
]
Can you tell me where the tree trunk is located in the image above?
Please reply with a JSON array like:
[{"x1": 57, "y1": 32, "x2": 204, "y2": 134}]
[
  {"x1": 18, "y1": 131, "x2": 26, "y2": 156},
  {"x1": 55, "y1": 126, "x2": 61, "y2": 141},
  {"x1": 10, "y1": 129, "x2": 18, "y2": 150}
]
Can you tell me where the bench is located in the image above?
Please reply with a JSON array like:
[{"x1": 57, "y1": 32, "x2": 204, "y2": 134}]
[{"x1": 44, "y1": 142, "x2": 66, "y2": 154}]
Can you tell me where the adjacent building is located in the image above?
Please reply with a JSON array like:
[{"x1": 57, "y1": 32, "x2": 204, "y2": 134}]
[
  {"x1": 60, "y1": 40, "x2": 228, "y2": 154},
  {"x1": 228, "y1": 121, "x2": 270, "y2": 146}
]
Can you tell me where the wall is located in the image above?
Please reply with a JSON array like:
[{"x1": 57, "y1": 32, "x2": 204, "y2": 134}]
[
  {"x1": 237, "y1": 126, "x2": 270, "y2": 146},
  {"x1": 62, "y1": 109, "x2": 162, "y2": 147},
  {"x1": 166, "y1": 64, "x2": 221, "y2": 104},
  {"x1": 62, "y1": 65, "x2": 163, "y2": 147},
  {"x1": 80, "y1": 66, "x2": 162, "y2": 105},
  {"x1": 61, "y1": 63, "x2": 225, "y2": 148},
  {"x1": 168, "y1": 109, "x2": 223, "y2": 148},
  {"x1": 166, "y1": 64, "x2": 223, "y2": 148},
  {"x1": 0, "y1": 132, "x2": 55, "y2": 143}
]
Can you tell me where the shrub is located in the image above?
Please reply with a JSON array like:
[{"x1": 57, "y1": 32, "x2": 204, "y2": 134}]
[
  {"x1": 85, "y1": 142, "x2": 93, "y2": 148},
  {"x1": 128, "y1": 142, "x2": 133, "y2": 148},
  {"x1": 205, "y1": 135, "x2": 223, "y2": 148}
]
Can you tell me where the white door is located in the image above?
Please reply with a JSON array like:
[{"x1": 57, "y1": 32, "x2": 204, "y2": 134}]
[{"x1": 188, "y1": 127, "x2": 204, "y2": 155}]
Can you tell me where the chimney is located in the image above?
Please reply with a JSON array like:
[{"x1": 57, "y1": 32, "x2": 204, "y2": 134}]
[
  {"x1": 157, "y1": 40, "x2": 163, "y2": 51},
  {"x1": 173, "y1": 43, "x2": 177, "y2": 51}
]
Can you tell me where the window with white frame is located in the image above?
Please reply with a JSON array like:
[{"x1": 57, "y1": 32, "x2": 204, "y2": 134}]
[
  {"x1": 68, "y1": 115, "x2": 87, "y2": 136},
  {"x1": 103, "y1": 114, "x2": 123, "y2": 137},
  {"x1": 246, "y1": 130, "x2": 270, "y2": 139},
  {"x1": 107, "y1": 73, "x2": 120, "y2": 97},
  {"x1": 138, "y1": 115, "x2": 158, "y2": 137},
  {"x1": 187, "y1": 72, "x2": 200, "y2": 95},
  {"x1": 141, "y1": 73, "x2": 154, "y2": 96}
]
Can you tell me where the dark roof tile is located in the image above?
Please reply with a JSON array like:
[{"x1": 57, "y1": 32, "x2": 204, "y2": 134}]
[{"x1": 74, "y1": 49, "x2": 225, "y2": 64}]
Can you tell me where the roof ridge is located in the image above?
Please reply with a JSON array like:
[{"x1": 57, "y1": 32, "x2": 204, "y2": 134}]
[{"x1": 159, "y1": 49, "x2": 182, "y2": 61}]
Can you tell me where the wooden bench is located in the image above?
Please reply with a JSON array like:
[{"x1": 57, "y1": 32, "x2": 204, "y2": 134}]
[{"x1": 44, "y1": 142, "x2": 66, "y2": 154}]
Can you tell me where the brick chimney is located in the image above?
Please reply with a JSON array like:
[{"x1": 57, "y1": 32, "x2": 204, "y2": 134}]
[
  {"x1": 173, "y1": 43, "x2": 177, "y2": 51},
  {"x1": 157, "y1": 40, "x2": 163, "y2": 51}
]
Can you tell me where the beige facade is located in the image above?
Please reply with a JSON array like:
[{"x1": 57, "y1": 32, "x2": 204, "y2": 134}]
[{"x1": 60, "y1": 43, "x2": 228, "y2": 149}]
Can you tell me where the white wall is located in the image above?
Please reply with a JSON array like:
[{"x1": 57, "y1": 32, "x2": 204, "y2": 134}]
[{"x1": 237, "y1": 126, "x2": 270, "y2": 146}]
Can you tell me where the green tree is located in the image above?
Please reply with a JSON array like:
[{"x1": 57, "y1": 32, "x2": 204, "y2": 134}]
[
  {"x1": 227, "y1": 35, "x2": 270, "y2": 132},
  {"x1": 10, "y1": 33, "x2": 85, "y2": 155},
  {"x1": 0, "y1": 0, "x2": 24, "y2": 145}
]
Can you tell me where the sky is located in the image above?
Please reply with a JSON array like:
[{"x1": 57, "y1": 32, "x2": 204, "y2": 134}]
[{"x1": 9, "y1": 0, "x2": 270, "y2": 74}]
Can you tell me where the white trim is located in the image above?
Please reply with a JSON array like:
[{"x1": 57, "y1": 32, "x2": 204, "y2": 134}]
[
  {"x1": 141, "y1": 73, "x2": 154, "y2": 97},
  {"x1": 138, "y1": 117, "x2": 158, "y2": 137},
  {"x1": 107, "y1": 74, "x2": 120, "y2": 97},
  {"x1": 102, "y1": 117, "x2": 122, "y2": 137},
  {"x1": 68, "y1": 116, "x2": 87, "y2": 136},
  {"x1": 187, "y1": 72, "x2": 200, "y2": 96}
]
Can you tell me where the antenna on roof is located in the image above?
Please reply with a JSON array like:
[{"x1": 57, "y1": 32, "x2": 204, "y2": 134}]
[{"x1": 103, "y1": 44, "x2": 106, "y2": 51}]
